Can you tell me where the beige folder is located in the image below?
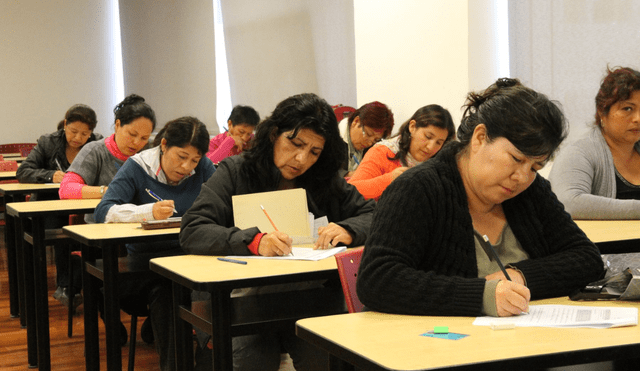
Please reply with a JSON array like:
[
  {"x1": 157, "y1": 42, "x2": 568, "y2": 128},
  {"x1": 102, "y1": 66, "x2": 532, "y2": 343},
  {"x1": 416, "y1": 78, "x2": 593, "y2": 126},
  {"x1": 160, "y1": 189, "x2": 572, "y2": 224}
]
[{"x1": 232, "y1": 188, "x2": 313, "y2": 244}]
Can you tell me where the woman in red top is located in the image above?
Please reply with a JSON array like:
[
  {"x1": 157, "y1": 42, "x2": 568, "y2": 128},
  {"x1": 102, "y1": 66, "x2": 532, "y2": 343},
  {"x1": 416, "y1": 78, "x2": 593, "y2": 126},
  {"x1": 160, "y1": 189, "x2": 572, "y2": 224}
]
[{"x1": 348, "y1": 104, "x2": 455, "y2": 200}]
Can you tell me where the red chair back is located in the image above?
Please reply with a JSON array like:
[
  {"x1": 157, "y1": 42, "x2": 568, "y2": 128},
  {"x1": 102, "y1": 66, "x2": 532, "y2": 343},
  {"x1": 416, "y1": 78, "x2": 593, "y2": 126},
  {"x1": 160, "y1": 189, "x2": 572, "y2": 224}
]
[
  {"x1": 332, "y1": 105, "x2": 356, "y2": 123},
  {"x1": 0, "y1": 143, "x2": 37, "y2": 157},
  {"x1": 0, "y1": 161, "x2": 18, "y2": 171},
  {"x1": 334, "y1": 246, "x2": 365, "y2": 313}
]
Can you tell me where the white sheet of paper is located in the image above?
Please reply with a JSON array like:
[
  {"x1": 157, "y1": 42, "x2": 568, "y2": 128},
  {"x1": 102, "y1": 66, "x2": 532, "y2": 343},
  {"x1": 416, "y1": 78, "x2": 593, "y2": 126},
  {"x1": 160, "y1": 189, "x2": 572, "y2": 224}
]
[
  {"x1": 473, "y1": 304, "x2": 638, "y2": 329},
  {"x1": 229, "y1": 246, "x2": 346, "y2": 261}
]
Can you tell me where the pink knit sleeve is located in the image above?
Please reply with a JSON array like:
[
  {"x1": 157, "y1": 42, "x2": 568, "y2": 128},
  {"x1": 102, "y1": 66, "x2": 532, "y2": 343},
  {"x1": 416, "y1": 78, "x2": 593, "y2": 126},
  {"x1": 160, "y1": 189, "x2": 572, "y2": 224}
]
[
  {"x1": 206, "y1": 135, "x2": 236, "y2": 164},
  {"x1": 58, "y1": 172, "x2": 86, "y2": 199}
]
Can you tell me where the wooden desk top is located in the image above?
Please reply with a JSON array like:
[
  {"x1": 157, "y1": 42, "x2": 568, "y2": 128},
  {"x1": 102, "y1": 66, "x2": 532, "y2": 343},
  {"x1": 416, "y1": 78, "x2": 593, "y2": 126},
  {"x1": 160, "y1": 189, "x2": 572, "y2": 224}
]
[
  {"x1": 0, "y1": 182, "x2": 59, "y2": 195},
  {"x1": 63, "y1": 222, "x2": 179, "y2": 247},
  {"x1": 0, "y1": 171, "x2": 17, "y2": 180},
  {"x1": 575, "y1": 220, "x2": 640, "y2": 243},
  {"x1": 296, "y1": 297, "x2": 640, "y2": 371},
  {"x1": 150, "y1": 254, "x2": 338, "y2": 291},
  {"x1": 6, "y1": 198, "x2": 100, "y2": 217}
]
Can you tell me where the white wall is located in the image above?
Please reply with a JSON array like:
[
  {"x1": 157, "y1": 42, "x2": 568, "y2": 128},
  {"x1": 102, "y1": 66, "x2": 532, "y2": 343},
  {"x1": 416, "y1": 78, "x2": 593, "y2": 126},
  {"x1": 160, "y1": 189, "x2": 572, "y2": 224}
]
[
  {"x1": 220, "y1": 0, "x2": 356, "y2": 120},
  {"x1": 0, "y1": 0, "x2": 117, "y2": 142},
  {"x1": 353, "y1": 0, "x2": 469, "y2": 131},
  {"x1": 119, "y1": 0, "x2": 217, "y2": 134}
]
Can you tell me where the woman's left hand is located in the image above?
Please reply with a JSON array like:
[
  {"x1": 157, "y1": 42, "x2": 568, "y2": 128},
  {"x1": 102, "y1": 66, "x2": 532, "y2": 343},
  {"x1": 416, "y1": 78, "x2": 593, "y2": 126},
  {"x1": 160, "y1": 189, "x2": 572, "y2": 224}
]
[{"x1": 315, "y1": 223, "x2": 352, "y2": 249}]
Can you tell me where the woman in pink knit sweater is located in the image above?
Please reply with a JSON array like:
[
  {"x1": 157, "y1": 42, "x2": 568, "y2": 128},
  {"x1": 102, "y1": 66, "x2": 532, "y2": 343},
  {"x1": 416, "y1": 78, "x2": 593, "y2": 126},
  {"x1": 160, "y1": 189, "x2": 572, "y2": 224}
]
[{"x1": 348, "y1": 105, "x2": 455, "y2": 200}]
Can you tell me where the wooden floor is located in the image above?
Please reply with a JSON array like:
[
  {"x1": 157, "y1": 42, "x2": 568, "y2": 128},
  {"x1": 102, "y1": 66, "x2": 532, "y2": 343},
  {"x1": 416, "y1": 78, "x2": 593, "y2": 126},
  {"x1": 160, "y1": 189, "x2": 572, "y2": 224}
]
[{"x1": 0, "y1": 227, "x2": 162, "y2": 370}]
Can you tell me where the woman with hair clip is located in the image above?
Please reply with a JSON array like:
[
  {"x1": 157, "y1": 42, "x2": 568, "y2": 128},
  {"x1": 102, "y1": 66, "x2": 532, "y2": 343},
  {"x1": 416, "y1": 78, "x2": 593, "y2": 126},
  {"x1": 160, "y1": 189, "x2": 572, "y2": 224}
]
[
  {"x1": 348, "y1": 104, "x2": 455, "y2": 200},
  {"x1": 339, "y1": 101, "x2": 395, "y2": 177},
  {"x1": 357, "y1": 78, "x2": 604, "y2": 319},
  {"x1": 17, "y1": 104, "x2": 103, "y2": 308},
  {"x1": 94, "y1": 116, "x2": 214, "y2": 371},
  {"x1": 59, "y1": 94, "x2": 156, "y2": 203},
  {"x1": 181, "y1": 93, "x2": 375, "y2": 371}
]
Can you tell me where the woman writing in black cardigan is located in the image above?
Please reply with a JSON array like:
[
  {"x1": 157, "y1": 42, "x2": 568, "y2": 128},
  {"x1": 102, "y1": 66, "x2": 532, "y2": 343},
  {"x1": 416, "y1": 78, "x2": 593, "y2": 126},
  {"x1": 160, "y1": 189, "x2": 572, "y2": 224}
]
[{"x1": 357, "y1": 78, "x2": 604, "y2": 317}]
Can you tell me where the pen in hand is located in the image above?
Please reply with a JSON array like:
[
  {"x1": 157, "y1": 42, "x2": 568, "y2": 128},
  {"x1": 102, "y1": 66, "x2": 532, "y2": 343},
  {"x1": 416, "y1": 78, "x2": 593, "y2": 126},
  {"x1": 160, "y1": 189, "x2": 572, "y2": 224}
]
[
  {"x1": 55, "y1": 159, "x2": 64, "y2": 172},
  {"x1": 146, "y1": 188, "x2": 178, "y2": 213},
  {"x1": 482, "y1": 235, "x2": 511, "y2": 281},
  {"x1": 260, "y1": 205, "x2": 293, "y2": 256}
]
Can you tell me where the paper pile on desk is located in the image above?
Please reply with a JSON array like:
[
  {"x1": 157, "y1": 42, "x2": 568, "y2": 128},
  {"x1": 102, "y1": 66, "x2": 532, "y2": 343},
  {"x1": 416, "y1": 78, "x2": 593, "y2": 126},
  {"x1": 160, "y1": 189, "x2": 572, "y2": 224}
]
[{"x1": 473, "y1": 305, "x2": 638, "y2": 329}]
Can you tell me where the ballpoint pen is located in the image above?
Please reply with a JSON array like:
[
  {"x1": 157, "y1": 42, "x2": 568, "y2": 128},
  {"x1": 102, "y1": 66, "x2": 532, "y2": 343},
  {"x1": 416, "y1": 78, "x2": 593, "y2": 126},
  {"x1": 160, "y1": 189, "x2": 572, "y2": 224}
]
[
  {"x1": 482, "y1": 235, "x2": 528, "y2": 314},
  {"x1": 351, "y1": 153, "x2": 360, "y2": 166},
  {"x1": 482, "y1": 235, "x2": 511, "y2": 281},
  {"x1": 145, "y1": 188, "x2": 178, "y2": 213},
  {"x1": 260, "y1": 204, "x2": 293, "y2": 256},
  {"x1": 217, "y1": 257, "x2": 247, "y2": 265},
  {"x1": 55, "y1": 158, "x2": 63, "y2": 171}
]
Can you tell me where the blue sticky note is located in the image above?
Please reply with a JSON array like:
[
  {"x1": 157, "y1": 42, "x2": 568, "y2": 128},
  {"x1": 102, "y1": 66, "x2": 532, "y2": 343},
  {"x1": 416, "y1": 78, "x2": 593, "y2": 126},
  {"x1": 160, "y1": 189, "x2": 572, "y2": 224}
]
[{"x1": 422, "y1": 331, "x2": 469, "y2": 340}]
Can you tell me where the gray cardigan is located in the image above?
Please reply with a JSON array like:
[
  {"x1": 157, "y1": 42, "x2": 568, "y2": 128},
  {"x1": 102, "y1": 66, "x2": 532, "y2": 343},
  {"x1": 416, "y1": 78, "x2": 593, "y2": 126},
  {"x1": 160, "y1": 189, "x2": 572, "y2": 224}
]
[{"x1": 548, "y1": 126, "x2": 640, "y2": 219}]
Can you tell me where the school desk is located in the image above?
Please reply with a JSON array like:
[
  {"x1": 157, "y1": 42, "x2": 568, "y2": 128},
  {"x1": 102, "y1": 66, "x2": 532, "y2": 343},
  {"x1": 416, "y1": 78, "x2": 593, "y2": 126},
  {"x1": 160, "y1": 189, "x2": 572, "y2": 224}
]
[
  {"x1": 149, "y1": 254, "x2": 346, "y2": 371},
  {"x1": 296, "y1": 297, "x2": 640, "y2": 371},
  {"x1": 575, "y1": 220, "x2": 640, "y2": 254},
  {"x1": 0, "y1": 183, "x2": 60, "y2": 320},
  {"x1": 63, "y1": 222, "x2": 180, "y2": 371},
  {"x1": 0, "y1": 170, "x2": 17, "y2": 181},
  {"x1": 6, "y1": 198, "x2": 100, "y2": 371}
]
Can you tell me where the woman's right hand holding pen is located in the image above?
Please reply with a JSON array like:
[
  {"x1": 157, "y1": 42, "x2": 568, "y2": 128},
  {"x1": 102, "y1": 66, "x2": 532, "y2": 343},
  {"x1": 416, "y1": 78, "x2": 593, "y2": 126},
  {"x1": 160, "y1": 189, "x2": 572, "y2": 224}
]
[
  {"x1": 152, "y1": 200, "x2": 175, "y2": 220},
  {"x1": 495, "y1": 280, "x2": 530, "y2": 317},
  {"x1": 258, "y1": 231, "x2": 293, "y2": 256},
  {"x1": 52, "y1": 170, "x2": 66, "y2": 183}
]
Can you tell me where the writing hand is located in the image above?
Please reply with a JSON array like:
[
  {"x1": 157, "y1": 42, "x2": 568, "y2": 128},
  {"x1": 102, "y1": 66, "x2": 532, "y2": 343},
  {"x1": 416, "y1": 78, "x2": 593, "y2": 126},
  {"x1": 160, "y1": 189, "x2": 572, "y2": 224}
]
[
  {"x1": 152, "y1": 200, "x2": 175, "y2": 220},
  {"x1": 52, "y1": 170, "x2": 65, "y2": 183},
  {"x1": 390, "y1": 166, "x2": 409, "y2": 181},
  {"x1": 315, "y1": 223, "x2": 352, "y2": 250},
  {"x1": 495, "y1": 280, "x2": 530, "y2": 317},
  {"x1": 258, "y1": 231, "x2": 293, "y2": 256}
]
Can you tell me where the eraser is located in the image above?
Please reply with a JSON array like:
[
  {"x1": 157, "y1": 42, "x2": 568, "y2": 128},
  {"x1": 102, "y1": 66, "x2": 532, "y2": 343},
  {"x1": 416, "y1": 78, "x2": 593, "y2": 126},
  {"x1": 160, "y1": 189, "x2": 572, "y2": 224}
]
[
  {"x1": 433, "y1": 326, "x2": 449, "y2": 334},
  {"x1": 490, "y1": 323, "x2": 515, "y2": 331}
]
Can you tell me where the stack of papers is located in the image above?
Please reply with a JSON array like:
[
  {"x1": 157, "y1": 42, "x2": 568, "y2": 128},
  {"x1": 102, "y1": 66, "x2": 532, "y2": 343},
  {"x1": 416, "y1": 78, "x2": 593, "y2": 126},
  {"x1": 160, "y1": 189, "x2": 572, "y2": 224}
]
[
  {"x1": 473, "y1": 304, "x2": 638, "y2": 329},
  {"x1": 229, "y1": 246, "x2": 346, "y2": 261}
]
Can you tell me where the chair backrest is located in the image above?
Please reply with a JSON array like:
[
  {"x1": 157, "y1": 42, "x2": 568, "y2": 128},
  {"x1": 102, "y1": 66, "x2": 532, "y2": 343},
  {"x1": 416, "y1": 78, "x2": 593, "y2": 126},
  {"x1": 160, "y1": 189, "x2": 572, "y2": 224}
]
[
  {"x1": 0, "y1": 143, "x2": 37, "y2": 157},
  {"x1": 0, "y1": 160, "x2": 18, "y2": 171},
  {"x1": 334, "y1": 246, "x2": 365, "y2": 313},
  {"x1": 332, "y1": 105, "x2": 356, "y2": 123}
]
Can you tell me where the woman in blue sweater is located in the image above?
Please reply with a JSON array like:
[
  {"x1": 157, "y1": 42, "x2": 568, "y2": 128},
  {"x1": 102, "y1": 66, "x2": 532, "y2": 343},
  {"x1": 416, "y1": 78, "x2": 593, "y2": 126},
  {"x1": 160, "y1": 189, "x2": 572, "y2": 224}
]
[{"x1": 95, "y1": 116, "x2": 214, "y2": 371}]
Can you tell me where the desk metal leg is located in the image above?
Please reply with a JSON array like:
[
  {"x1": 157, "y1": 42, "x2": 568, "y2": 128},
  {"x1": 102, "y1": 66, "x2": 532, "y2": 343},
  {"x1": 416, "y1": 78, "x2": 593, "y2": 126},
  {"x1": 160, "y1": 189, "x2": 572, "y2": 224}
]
[
  {"x1": 4, "y1": 195, "x2": 20, "y2": 318},
  {"x1": 16, "y1": 216, "x2": 27, "y2": 328},
  {"x1": 32, "y1": 217, "x2": 51, "y2": 371},
  {"x1": 103, "y1": 247, "x2": 122, "y2": 371},
  {"x1": 173, "y1": 282, "x2": 193, "y2": 371},
  {"x1": 82, "y1": 244, "x2": 100, "y2": 371},
  {"x1": 20, "y1": 217, "x2": 38, "y2": 368},
  {"x1": 210, "y1": 289, "x2": 233, "y2": 371}
]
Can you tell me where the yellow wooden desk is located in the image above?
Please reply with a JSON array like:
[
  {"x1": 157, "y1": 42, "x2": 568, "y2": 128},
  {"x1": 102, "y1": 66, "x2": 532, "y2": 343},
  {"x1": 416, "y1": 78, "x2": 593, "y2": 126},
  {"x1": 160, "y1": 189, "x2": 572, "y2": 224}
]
[
  {"x1": 150, "y1": 254, "x2": 345, "y2": 371},
  {"x1": 63, "y1": 223, "x2": 180, "y2": 371},
  {"x1": 6, "y1": 198, "x2": 99, "y2": 371},
  {"x1": 0, "y1": 183, "x2": 60, "y2": 321},
  {"x1": 0, "y1": 170, "x2": 17, "y2": 181},
  {"x1": 575, "y1": 220, "x2": 640, "y2": 254},
  {"x1": 296, "y1": 297, "x2": 640, "y2": 371}
]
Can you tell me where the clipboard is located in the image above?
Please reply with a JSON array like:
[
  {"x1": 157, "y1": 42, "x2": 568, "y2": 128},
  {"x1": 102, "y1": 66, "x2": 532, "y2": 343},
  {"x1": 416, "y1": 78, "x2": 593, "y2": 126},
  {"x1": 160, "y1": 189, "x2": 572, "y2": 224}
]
[{"x1": 232, "y1": 188, "x2": 313, "y2": 244}]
